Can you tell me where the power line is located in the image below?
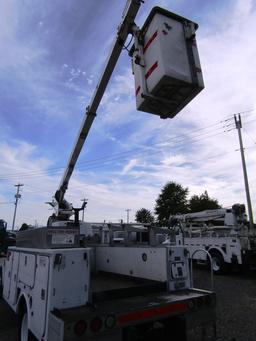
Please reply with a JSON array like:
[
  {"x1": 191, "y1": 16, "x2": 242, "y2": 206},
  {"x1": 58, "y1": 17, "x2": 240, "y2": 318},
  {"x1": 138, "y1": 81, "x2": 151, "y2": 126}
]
[
  {"x1": 0, "y1": 129, "x2": 232, "y2": 182},
  {"x1": 0, "y1": 118, "x2": 227, "y2": 179},
  {"x1": 0, "y1": 111, "x2": 254, "y2": 182},
  {"x1": 242, "y1": 128, "x2": 256, "y2": 144},
  {"x1": 4, "y1": 143, "x2": 255, "y2": 201},
  {"x1": 222, "y1": 108, "x2": 256, "y2": 121},
  {"x1": 242, "y1": 118, "x2": 256, "y2": 126},
  {"x1": 0, "y1": 124, "x2": 228, "y2": 181},
  {"x1": 0, "y1": 121, "x2": 224, "y2": 179}
]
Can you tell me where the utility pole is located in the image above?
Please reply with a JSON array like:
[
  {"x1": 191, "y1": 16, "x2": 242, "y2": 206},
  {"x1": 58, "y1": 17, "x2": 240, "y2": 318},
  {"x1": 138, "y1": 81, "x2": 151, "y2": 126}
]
[
  {"x1": 125, "y1": 209, "x2": 131, "y2": 224},
  {"x1": 234, "y1": 114, "x2": 254, "y2": 229},
  {"x1": 12, "y1": 183, "x2": 24, "y2": 231},
  {"x1": 81, "y1": 198, "x2": 88, "y2": 222}
]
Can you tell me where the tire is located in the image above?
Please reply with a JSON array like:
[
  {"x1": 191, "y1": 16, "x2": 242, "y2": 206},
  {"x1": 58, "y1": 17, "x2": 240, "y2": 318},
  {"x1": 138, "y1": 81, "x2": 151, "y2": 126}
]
[
  {"x1": 18, "y1": 308, "x2": 36, "y2": 341},
  {"x1": 209, "y1": 251, "x2": 226, "y2": 275}
]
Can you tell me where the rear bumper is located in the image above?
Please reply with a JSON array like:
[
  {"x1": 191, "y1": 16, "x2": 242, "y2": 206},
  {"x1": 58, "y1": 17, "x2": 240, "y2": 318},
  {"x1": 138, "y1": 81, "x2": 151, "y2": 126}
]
[{"x1": 58, "y1": 289, "x2": 216, "y2": 341}]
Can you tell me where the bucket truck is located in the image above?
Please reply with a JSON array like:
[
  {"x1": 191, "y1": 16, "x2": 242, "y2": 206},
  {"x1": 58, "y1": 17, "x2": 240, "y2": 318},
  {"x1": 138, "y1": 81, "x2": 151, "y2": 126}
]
[
  {"x1": 169, "y1": 204, "x2": 256, "y2": 274},
  {"x1": 1, "y1": 1, "x2": 216, "y2": 340}
]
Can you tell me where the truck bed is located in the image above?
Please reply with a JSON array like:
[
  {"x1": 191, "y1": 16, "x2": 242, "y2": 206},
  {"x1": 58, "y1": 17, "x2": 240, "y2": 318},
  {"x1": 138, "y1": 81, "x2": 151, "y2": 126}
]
[{"x1": 91, "y1": 272, "x2": 165, "y2": 302}]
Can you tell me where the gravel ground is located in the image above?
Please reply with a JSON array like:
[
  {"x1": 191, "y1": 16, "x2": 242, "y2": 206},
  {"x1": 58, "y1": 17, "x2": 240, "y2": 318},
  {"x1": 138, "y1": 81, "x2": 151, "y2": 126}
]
[
  {"x1": 193, "y1": 268, "x2": 256, "y2": 341},
  {"x1": 0, "y1": 256, "x2": 256, "y2": 341}
]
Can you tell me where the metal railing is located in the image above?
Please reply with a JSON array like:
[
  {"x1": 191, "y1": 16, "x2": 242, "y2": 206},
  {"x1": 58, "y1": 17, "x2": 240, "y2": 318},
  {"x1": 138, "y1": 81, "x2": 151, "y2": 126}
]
[{"x1": 190, "y1": 249, "x2": 214, "y2": 291}]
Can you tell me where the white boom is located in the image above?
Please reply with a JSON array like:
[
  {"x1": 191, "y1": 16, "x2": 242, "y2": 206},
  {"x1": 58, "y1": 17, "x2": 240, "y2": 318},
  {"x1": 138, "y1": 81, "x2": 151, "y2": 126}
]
[
  {"x1": 170, "y1": 204, "x2": 247, "y2": 227},
  {"x1": 52, "y1": 0, "x2": 142, "y2": 220}
]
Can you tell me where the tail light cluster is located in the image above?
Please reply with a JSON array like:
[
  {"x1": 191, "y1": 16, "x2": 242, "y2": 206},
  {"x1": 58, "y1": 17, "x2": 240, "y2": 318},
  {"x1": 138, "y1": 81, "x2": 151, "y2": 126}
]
[
  {"x1": 74, "y1": 320, "x2": 87, "y2": 336},
  {"x1": 70, "y1": 296, "x2": 215, "y2": 337},
  {"x1": 73, "y1": 314, "x2": 116, "y2": 337}
]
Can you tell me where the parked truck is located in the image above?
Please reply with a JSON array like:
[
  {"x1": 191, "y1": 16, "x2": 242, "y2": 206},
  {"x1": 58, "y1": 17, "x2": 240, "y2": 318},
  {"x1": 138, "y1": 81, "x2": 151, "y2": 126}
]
[
  {"x1": 169, "y1": 204, "x2": 256, "y2": 274},
  {"x1": 3, "y1": 228, "x2": 216, "y2": 341},
  {"x1": 0, "y1": 219, "x2": 16, "y2": 256},
  {"x1": 1, "y1": 1, "x2": 216, "y2": 340}
]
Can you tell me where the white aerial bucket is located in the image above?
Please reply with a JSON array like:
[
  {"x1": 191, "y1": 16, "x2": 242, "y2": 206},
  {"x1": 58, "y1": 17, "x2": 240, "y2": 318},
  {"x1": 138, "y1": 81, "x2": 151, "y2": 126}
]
[{"x1": 132, "y1": 7, "x2": 204, "y2": 119}]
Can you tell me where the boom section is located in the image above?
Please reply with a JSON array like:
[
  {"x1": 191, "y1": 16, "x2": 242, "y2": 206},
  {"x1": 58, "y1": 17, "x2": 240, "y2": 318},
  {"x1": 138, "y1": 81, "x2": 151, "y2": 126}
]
[{"x1": 55, "y1": 0, "x2": 142, "y2": 205}]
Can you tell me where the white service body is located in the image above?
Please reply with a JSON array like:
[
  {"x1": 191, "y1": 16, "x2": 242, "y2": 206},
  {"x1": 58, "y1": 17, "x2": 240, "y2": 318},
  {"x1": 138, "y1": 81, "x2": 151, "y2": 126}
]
[
  {"x1": 94, "y1": 245, "x2": 191, "y2": 291},
  {"x1": 3, "y1": 247, "x2": 90, "y2": 341}
]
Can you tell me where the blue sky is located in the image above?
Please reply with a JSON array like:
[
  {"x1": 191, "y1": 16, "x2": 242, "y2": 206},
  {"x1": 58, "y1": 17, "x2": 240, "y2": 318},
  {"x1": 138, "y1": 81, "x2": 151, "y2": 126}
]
[{"x1": 0, "y1": 0, "x2": 256, "y2": 228}]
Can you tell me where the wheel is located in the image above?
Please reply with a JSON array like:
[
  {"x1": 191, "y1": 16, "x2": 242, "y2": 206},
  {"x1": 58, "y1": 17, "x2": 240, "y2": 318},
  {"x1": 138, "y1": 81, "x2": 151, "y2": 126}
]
[
  {"x1": 20, "y1": 311, "x2": 29, "y2": 341},
  {"x1": 18, "y1": 309, "x2": 36, "y2": 341},
  {"x1": 209, "y1": 251, "x2": 226, "y2": 274}
]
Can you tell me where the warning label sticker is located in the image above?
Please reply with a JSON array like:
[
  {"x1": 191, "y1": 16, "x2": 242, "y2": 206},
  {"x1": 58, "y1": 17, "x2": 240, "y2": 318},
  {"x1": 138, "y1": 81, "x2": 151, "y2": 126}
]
[{"x1": 51, "y1": 234, "x2": 75, "y2": 245}]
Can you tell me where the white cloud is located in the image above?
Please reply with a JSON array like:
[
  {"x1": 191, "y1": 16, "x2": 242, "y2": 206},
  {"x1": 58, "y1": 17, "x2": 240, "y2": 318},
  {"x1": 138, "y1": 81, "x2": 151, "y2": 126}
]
[
  {"x1": 161, "y1": 154, "x2": 187, "y2": 166},
  {"x1": 122, "y1": 159, "x2": 138, "y2": 174}
]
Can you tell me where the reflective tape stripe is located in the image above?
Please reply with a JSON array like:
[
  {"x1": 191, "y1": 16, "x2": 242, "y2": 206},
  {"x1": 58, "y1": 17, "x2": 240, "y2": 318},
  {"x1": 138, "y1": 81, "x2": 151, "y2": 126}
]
[
  {"x1": 145, "y1": 61, "x2": 158, "y2": 80},
  {"x1": 135, "y1": 85, "x2": 141, "y2": 96},
  {"x1": 118, "y1": 302, "x2": 187, "y2": 325},
  {"x1": 143, "y1": 30, "x2": 158, "y2": 54}
]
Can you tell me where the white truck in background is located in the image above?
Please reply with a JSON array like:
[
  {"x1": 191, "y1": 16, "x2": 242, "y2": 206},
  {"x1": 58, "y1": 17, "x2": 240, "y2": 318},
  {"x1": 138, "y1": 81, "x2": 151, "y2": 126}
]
[
  {"x1": 170, "y1": 204, "x2": 256, "y2": 274},
  {"x1": 1, "y1": 1, "x2": 217, "y2": 340}
]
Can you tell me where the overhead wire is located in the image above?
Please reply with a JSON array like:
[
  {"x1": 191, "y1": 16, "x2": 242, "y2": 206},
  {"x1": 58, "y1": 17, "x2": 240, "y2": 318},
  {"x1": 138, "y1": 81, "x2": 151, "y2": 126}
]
[
  {"x1": 0, "y1": 119, "x2": 228, "y2": 180},
  {"x1": 0, "y1": 133, "x2": 234, "y2": 180},
  {"x1": 222, "y1": 108, "x2": 256, "y2": 121},
  {"x1": 0, "y1": 111, "x2": 254, "y2": 182},
  {"x1": 0, "y1": 127, "x2": 229, "y2": 181},
  {"x1": 13, "y1": 143, "x2": 255, "y2": 197},
  {"x1": 0, "y1": 119, "x2": 224, "y2": 178},
  {"x1": 242, "y1": 127, "x2": 256, "y2": 144}
]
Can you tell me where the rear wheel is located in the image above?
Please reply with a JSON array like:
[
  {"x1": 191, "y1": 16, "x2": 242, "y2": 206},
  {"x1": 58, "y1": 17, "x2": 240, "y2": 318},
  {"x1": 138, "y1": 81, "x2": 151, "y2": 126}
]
[
  {"x1": 18, "y1": 308, "x2": 35, "y2": 341},
  {"x1": 209, "y1": 251, "x2": 226, "y2": 274},
  {"x1": 20, "y1": 312, "x2": 29, "y2": 341}
]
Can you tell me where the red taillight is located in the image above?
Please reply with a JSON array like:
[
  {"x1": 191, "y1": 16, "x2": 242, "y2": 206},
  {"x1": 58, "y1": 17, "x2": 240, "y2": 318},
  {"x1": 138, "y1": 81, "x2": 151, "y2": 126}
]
[
  {"x1": 90, "y1": 317, "x2": 103, "y2": 333},
  {"x1": 74, "y1": 320, "x2": 87, "y2": 336}
]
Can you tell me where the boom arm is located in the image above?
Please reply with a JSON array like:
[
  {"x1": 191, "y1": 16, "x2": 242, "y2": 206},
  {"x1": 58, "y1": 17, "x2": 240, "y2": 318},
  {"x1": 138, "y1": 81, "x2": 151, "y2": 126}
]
[{"x1": 54, "y1": 0, "x2": 142, "y2": 213}]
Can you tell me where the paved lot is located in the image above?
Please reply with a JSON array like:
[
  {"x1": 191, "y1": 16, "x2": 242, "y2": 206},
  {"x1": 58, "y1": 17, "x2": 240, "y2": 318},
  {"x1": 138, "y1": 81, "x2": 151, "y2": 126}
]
[{"x1": 0, "y1": 256, "x2": 256, "y2": 341}]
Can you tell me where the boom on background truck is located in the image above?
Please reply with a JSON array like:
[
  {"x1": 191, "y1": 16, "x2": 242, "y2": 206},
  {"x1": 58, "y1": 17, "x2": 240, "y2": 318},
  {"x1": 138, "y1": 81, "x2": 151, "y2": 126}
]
[{"x1": 1, "y1": 1, "x2": 216, "y2": 340}]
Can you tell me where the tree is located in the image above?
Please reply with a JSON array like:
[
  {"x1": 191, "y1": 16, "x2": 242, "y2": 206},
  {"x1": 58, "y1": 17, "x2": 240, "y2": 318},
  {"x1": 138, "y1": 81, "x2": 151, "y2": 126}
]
[
  {"x1": 188, "y1": 191, "x2": 221, "y2": 212},
  {"x1": 155, "y1": 182, "x2": 189, "y2": 225},
  {"x1": 135, "y1": 208, "x2": 154, "y2": 224}
]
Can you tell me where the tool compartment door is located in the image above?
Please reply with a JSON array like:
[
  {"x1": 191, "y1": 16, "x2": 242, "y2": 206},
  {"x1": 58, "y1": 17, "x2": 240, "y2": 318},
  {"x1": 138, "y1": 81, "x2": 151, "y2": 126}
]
[
  {"x1": 50, "y1": 249, "x2": 90, "y2": 309},
  {"x1": 9, "y1": 251, "x2": 20, "y2": 304},
  {"x1": 3, "y1": 251, "x2": 14, "y2": 300},
  {"x1": 18, "y1": 253, "x2": 36, "y2": 287},
  {"x1": 30, "y1": 255, "x2": 50, "y2": 338}
]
